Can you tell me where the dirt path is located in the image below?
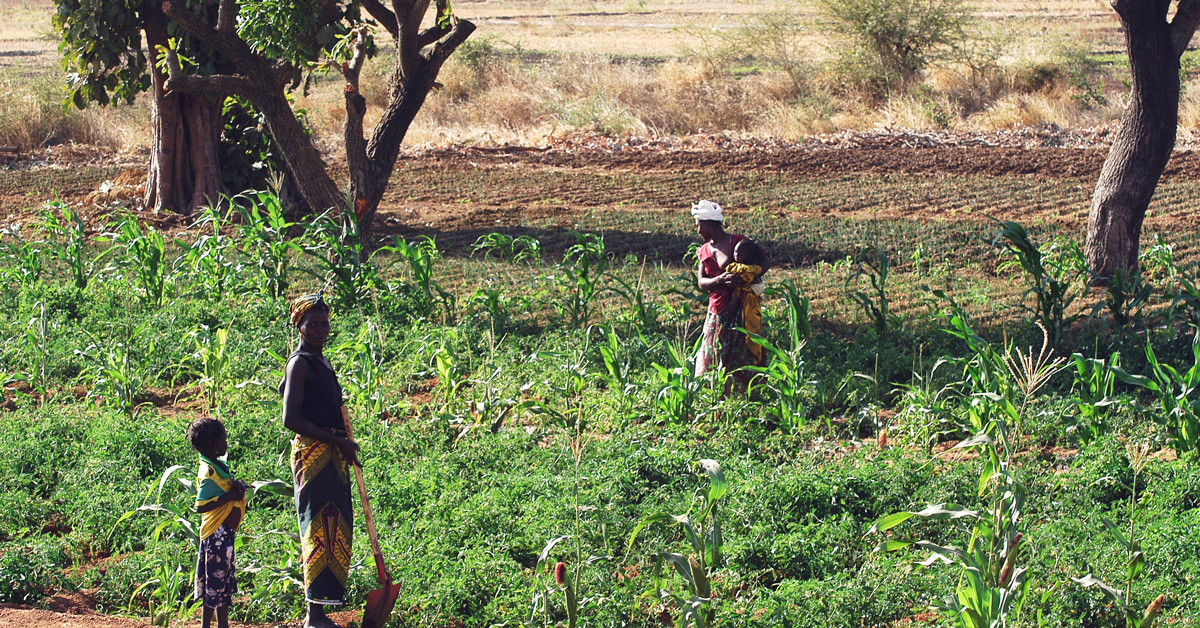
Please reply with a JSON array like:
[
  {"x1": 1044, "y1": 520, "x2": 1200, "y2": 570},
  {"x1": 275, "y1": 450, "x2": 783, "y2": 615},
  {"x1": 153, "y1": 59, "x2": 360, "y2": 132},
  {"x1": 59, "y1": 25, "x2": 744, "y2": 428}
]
[{"x1": 0, "y1": 602, "x2": 357, "y2": 628}]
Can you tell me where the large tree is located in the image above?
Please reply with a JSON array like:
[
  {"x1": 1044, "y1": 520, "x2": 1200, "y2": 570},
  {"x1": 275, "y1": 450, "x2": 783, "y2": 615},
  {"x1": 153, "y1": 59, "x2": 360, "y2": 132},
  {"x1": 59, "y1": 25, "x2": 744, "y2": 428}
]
[
  {"x1": 160, "y1": 0, "x2": 475, "y2": 242},
  {"x1": 54, "y1": 0, "x2": 227, "y2": 214},
  {"x1": 1087, "y1": 0, "x2": 1200, "y2": 284}
]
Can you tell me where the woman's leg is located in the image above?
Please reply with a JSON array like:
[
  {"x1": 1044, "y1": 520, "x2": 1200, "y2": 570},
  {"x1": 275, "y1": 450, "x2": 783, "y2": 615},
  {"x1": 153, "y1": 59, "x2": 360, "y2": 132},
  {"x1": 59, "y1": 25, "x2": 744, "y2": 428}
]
[{"x1": 305, "y1": 602, "x2": 340, "y2": 628}]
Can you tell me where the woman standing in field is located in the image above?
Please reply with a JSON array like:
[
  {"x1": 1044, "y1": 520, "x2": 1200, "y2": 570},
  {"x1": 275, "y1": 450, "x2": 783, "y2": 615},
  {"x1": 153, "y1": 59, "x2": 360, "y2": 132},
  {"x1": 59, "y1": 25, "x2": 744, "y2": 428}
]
[
  {"x1": 692, "y1": 200, "x2": 770, "y2": 391},
  {"x1": 279, "y1": 294, "x2": 360, "y2": 628}
]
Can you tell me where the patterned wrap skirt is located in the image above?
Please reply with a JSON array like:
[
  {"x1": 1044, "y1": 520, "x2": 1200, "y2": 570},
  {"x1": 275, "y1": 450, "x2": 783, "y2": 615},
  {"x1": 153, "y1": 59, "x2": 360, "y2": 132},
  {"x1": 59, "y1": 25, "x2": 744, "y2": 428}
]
[
  {"x1": 194, "y1": 524, "x2": 237, "y2": 608},
  {"x1": 291, "y1": 430, "x2": 354, "y2": 605},
  {"x1": 695, "y1": 299, "x2": 761, "y2": 379}
]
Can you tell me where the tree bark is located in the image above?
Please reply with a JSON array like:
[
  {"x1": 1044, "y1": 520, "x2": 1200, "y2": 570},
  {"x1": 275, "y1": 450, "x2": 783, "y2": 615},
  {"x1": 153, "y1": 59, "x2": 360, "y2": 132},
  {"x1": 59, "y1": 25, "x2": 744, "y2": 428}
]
[
  {"x1": 1087, "y1": 0, "x2": 1200, "y2": 284},
  {"x1": 162, "y1": 0, "x2": 347, "y2": 217},
  {"x1": 143, "y1": 6, "x2": 224, "y2": 215}
]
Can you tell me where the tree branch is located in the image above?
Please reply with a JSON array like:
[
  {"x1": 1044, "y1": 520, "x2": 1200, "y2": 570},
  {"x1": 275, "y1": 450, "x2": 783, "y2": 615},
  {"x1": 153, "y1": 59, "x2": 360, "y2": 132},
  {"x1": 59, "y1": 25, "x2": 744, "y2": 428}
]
[
  {"x1": 360, "y1": 0, "x2": 399, "y2": 38},
  {"x1": 426, "y1": 18, "x2": 475, "y2": 68},
  {"x1": 344, "y1": 84, "x2": 368, "y2": 176},
  {"x1": 346, "y1": 28, "x2": 369, "y2": 87},
  {"x1": 166, "y1": 73, "x2": 255, "y2": 97},
  {"x1": 1171, "y1": 2, "x2": 1200, "y2": 57},
  {"x1": 217, "y1": 0, "x2": 237, "y2": 33},
  {"x1": 417, "y1": 23, "x2": 450, "y2": 49},
  {"x1": 396, "y1": 0, "x2": 431, "y2": 78}
]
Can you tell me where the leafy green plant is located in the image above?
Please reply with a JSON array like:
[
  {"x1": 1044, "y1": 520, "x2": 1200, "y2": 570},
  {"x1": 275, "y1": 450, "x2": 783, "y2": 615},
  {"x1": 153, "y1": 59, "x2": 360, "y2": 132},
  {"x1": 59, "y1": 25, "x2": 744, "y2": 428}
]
[
  {"x1": 1092, "y1": 267, "x2": 1153, "y2": 331},
  {"x1": 846, "y1": 248, "x2": 899, "y2": 339},
  {"x1": 21, "y1": 301, "x2": 54, "y2": 395},
  {"x1": 1164, "y1": 264, "x2": 1200, "y2": 330},
  {"x1": 190, "y1": 325, "x2": 232, "y2": 415},
  {"x1": 1068, "y1": 351, "x2": 1120, "y2": 444},
  {"x1": 305, "y1": 210, "x2": 400, "y2": 308},
  {"x1": 893, "y1": 357, "x2": 958, "y2": 451},
  {"x1": 0, "y1": 221, "x2": 45, "y2": 287},
  {"x1": 608, "y1": 261, "x2": 663, "y2": 331},
  {"x1": 111, "y1": 215, "x2": 172, "y2": 307},
  {"x1": 627, "y1": 459, "x2": 728, "y2": 628},
  {"x1": 650, "y1": 336, "x2": 703, "y2": 423},
  {"x1": 471, "y1": 232, "x2": 541, "y2": 263},
  {"x1": 1112, "y1": 335, "x2": 1200, "y2": 458},
  {"x1": 871, "y1": 429, "x2": 1032, "y2": 628},
  {"x1": 394, "y1": 235, "x2": 453, "y2": 320},
  {"x1": 596, "y1": 325, "x2": 639, "y2": 420},
  {"x1": 176, "y1": 205, "x2": 238, "y2": 298},
  {"x1": 239, "y1": 527, "x2": 306, "y2": 622},
  {"x1": 77, "y1": 324, "x2": 152, "y2": 417},
  {"x1": 991, "y1": 220, "x2": 1083, "y2": 351},
  {"x1": 232, "y1": 187, "x2": 303, "y2": 299},
  {"x1": 0, "y1": 540, "x2": 67, "y2": 605},
  {"x1": 431, "y1": 332, "x2": 469, "y2": 406},
  {"x1": 745, "y1": 333, "x2": 812, "y2": 433},
  {"x1": 113, "y1": 465, "x2": 201, "y2": 626},
  {"x1": 40, "y1": 202, "x2": 103, "y2": 291},
  {"x1": 555, "y1": 233, "x2": 608, "y2": 328},
  {"x1": 772, "y1": 280, "x2": 812, "y2": 345},
  {"x1": 1072, "y1": 442, "x2": 1166, "y2": 628},
  {"x1": 329, "y1": 318, "x2": 388, "y2": 418},
  {"x1": 464, "y1": 286, "x2": 531, "y2": 331},
  {"x1": 815, "y1": 0, "x2": 972, "y2": 89},
  {"x1": 873, "y1": 322, "x2": 1064, "y2": 627}
]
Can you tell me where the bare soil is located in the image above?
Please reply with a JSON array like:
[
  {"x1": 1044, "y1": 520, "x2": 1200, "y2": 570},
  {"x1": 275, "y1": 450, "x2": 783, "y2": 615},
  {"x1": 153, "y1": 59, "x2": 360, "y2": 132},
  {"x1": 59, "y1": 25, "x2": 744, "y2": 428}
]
[{"x1": 0, "y1": 595, "x2": 358, "y2": 628}]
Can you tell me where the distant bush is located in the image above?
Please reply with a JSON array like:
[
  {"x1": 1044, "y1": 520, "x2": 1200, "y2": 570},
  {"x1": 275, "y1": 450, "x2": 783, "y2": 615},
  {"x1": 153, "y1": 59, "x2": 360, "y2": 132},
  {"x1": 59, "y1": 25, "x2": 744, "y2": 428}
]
[{"x1": 814, "y1": 0, "x2": 973, "y2": 94}]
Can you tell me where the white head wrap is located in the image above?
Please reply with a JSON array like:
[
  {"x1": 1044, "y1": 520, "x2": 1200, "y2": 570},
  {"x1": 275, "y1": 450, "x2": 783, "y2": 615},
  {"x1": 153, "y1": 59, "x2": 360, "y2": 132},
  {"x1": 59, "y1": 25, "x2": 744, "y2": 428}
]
[{"x1": 691, "y1": 200, "x2": 723, "y2": 222}]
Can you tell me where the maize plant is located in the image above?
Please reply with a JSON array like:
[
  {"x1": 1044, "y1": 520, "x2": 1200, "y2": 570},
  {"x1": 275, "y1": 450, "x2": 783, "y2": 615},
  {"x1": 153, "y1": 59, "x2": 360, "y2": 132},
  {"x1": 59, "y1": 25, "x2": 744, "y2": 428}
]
[
  {"x1": 871, "y1": 432, "x2": 1032, "y2": 628},
  {"x1": 232, "y1": 188, "x2": 303, "y2": 299},
  {"x1": 110, "y1": 215, "x2": 172, "y2": 307},
  {"x1": 1072, "y1": 442, "x2": 1166, "y2": 628},
  {"x1": 1111, "y1": 334, "x2": 1200, "y2": 458},
  {"x1": 627, "y1": 459, "x2": 727, "y2": 628},
  {"x1": 40, "y1": 202, "x2": 105, "y2": 291}
]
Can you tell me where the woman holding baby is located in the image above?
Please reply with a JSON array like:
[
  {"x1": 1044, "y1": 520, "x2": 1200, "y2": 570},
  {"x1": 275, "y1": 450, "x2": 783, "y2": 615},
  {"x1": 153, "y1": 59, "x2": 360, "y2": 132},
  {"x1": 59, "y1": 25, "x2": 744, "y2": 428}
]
[{"x1": 691, "y1": 200, "x2": 770, "y2": 392}]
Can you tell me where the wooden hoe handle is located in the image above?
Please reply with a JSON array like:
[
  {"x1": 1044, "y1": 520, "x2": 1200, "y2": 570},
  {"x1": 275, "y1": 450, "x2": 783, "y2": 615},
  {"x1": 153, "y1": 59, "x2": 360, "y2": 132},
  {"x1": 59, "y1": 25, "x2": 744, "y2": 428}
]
[{"x1": 342, "y1": 407, "x2": 390, "y2": 584}]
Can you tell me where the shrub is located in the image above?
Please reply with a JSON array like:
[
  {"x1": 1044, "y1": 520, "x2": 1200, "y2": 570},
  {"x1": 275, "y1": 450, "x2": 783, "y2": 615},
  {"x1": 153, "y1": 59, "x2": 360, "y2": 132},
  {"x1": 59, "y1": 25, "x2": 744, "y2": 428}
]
[
  {"x1": 0, "y1": 539, "x2": 69, "y2": 604},
  {"x1": 814, "y1": 0, "x2": 973, "y2": 92}
]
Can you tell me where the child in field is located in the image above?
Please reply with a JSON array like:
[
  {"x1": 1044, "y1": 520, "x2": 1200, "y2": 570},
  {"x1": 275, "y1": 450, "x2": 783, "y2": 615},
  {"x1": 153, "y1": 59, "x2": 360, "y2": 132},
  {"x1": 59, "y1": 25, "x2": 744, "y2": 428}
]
[
  {"x1": 188, "y1": 418, "x2": 248, "y2": 628},
  {"x1": 726, "y1": 237, "x2": 768, "y2": 365}
]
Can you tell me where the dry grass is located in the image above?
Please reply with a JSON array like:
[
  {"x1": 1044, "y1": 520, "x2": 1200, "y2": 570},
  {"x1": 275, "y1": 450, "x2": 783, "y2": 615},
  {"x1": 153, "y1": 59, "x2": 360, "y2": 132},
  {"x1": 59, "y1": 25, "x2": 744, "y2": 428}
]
[
  {"x1": 0, "y1": 0, "x2": 1163, "y2": 151},
  {"x1": 0, "y1": 71, "x2": 133, "y2": 150}
]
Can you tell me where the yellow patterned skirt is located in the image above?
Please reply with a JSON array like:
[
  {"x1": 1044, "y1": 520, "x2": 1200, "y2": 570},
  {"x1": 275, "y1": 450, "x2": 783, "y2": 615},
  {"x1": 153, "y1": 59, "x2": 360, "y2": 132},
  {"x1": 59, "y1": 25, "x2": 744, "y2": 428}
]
[{"x1": 291, "y1": 431, "x2": 353, "y2": 605}]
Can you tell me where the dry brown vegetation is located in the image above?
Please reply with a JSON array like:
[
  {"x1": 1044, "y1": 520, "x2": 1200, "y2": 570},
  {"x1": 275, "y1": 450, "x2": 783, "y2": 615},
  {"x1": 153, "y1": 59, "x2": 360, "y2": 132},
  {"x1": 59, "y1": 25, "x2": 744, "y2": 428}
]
[{"x1": 0, "y1": 0, "x2": 1191, "y2": 153}]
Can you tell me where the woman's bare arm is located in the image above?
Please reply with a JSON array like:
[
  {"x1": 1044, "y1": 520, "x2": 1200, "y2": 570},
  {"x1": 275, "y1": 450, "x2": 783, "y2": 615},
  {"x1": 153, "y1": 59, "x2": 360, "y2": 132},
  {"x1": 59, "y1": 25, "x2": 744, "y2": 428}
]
[{"x1": 697, "y1": 260, "x2": 739, "y2": 292}]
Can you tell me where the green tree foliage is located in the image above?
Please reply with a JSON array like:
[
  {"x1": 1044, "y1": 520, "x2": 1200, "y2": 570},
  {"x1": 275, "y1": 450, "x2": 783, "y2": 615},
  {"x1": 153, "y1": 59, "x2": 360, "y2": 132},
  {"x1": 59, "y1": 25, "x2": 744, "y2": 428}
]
[{"x1": 52, "y1": 0, "x2": 216, "y2": 108}]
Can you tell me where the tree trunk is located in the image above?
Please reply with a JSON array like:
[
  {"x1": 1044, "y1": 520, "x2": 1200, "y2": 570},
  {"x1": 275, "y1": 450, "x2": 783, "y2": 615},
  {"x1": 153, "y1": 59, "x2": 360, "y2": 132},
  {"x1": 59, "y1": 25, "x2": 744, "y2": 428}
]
[
  {"x1": 347, "y1": 20, "x2": 476, "y2": 244},
  {"x1": 256, "y1": 88, "x2": 347, "y2": 216},
  {"x1": 1086, "y1": 0, "x2": 1186, "y2": 285},
  {"x1": 347, "y1": 67, "x2": 441, "y2": 245},
  {"x1": 143, "y1": 8, "x2": 224, "y2": 215}
]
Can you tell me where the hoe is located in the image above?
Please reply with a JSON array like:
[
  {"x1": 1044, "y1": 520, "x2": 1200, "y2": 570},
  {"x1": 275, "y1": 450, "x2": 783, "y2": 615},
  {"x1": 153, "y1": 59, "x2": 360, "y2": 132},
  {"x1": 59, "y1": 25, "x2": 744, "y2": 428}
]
[{"x1": 344, "y1": 408, "x2": 401, "y2": 628}]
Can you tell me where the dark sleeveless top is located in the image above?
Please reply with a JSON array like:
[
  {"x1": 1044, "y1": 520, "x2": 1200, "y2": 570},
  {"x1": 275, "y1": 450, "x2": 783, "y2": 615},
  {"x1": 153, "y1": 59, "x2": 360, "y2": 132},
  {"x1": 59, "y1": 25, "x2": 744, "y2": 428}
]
[{"x1": 280, "y1": 347, "x2": 345, "y2": 430}]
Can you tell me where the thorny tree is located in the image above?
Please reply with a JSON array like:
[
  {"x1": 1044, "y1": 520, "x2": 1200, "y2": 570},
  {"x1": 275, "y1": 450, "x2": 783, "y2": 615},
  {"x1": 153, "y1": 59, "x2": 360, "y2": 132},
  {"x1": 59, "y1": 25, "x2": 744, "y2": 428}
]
[
  {"x1": 1087, "y1": 0, "x2": 1200, "y2": 284},
  {"x1": 161, "y1": 0, "x2": 475, "y2": 242}
]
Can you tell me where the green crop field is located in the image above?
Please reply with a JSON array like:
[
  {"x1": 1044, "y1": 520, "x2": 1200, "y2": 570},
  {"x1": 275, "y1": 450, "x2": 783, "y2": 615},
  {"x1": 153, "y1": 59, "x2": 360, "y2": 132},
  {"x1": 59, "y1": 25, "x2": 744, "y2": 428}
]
[
  {"x1": 3, "y1": 160, "x2": 1200, "y2": 628},
  {"x1": 4, "y1": 0, "x2": 1200, "y2": 627}
]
